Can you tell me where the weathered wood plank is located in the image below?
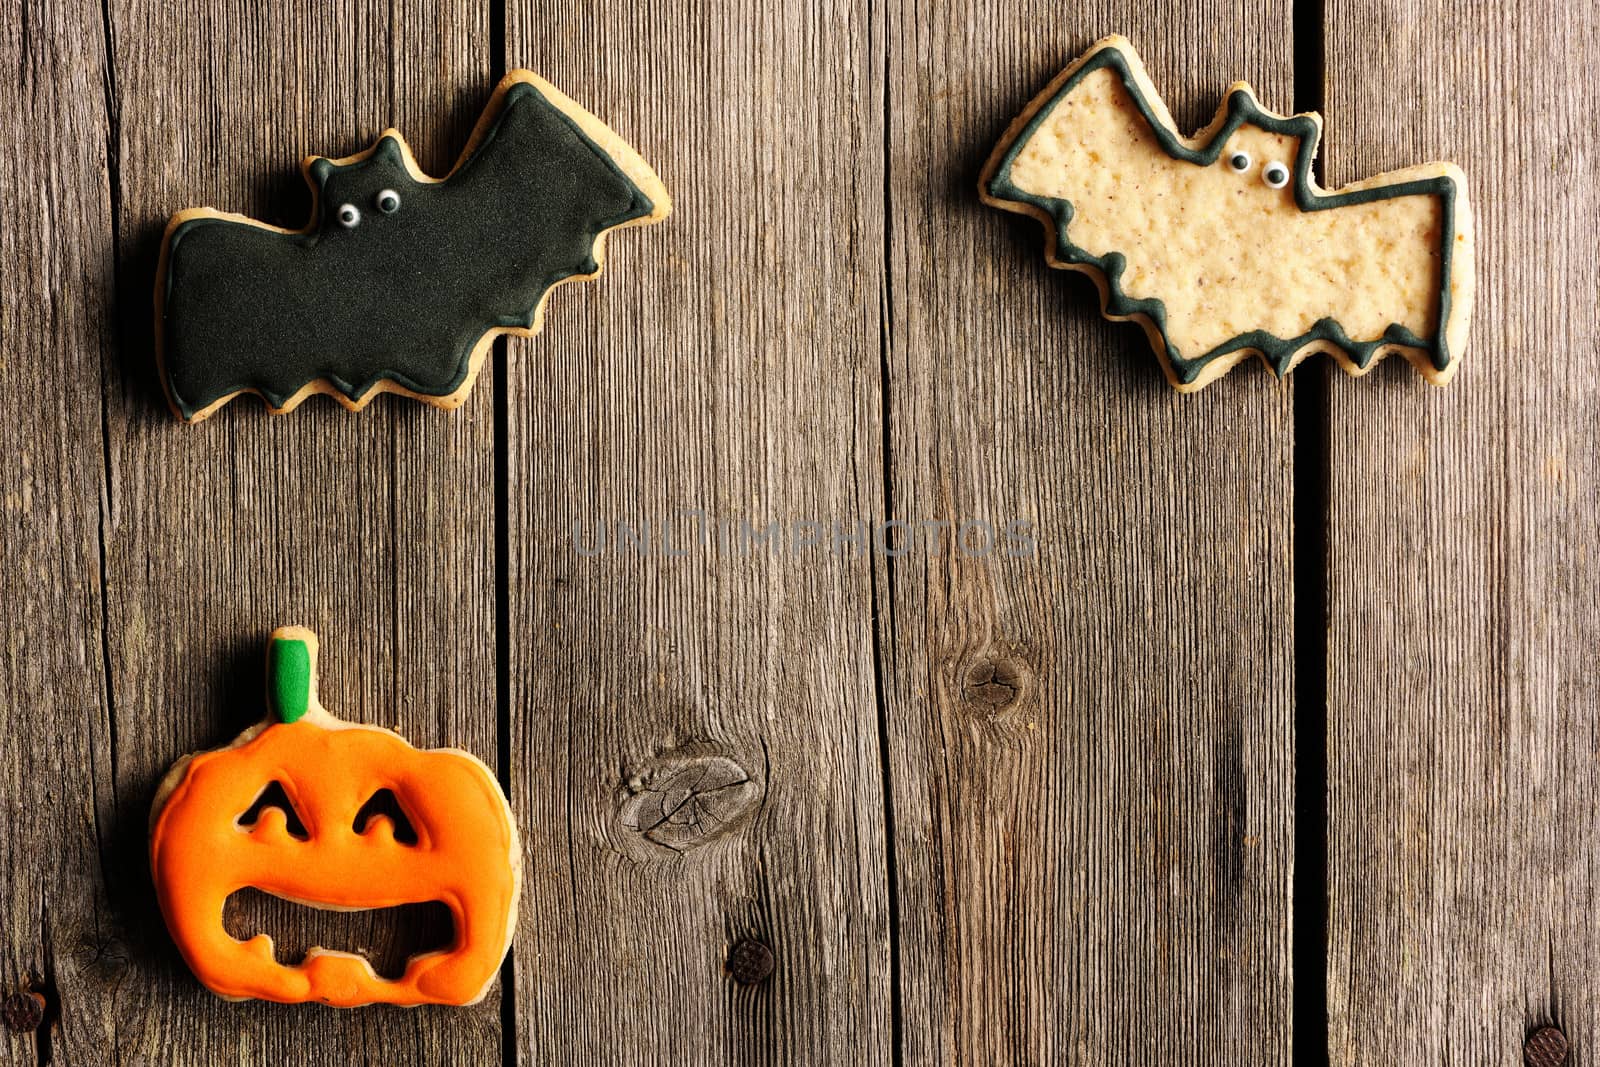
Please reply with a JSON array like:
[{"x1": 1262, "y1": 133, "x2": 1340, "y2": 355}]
[
  {"x1": 882, "y1": 4, "x2": 1298, "y2": 1062},
  {"x1": 502, "y1": 1, "x2": 894, "y2": 1061},
  {"x1": 0, "y1": 0, "x2": 115, "y2": 1063},
  {"x1": 70, "y1": 2, "x2": 499, "y2": 1061},
  {"x1": 1323, "y1": 2, "x2": 1600, "y2": 1063}
]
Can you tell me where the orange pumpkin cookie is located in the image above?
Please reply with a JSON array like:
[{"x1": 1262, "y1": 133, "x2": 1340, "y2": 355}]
[{"x1": 149, "y1": 626, "x2": 519, "y2": 1007}]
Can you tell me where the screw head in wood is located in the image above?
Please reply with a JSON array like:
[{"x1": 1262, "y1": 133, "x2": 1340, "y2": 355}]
[
  {"x1": 726, "y1": 938, "x2": 775, "y2": 984},
  {"x1": 1, "y1": 991, "x2": 44, "y2": 1033},
  {"x1": 1525, "y1": 1025, "x2": 1569, "y2": 1067}
]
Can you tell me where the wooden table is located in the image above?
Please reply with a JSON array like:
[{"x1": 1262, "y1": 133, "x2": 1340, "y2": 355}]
[{"x1": 3, "y1": 0, "x2": 1593, "y2": 1062}]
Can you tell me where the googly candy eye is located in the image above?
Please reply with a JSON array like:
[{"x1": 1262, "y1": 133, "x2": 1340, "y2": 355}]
[
  {"x1": 1262, "y1": 162, "x2": 1290, "y2": 189},
  {"x1": 1228, "y1": 150, "x2": 1251, "y2": 173},
  {"x1": 337, "y1": 203, "x2": 361, "y2": 228},
  {"x1": 375, "y1": 189, "x2": 401, "y2": 214}
]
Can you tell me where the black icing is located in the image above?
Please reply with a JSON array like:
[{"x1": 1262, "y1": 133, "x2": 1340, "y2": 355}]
[{"x1": 161, "y1": 81, "x2": 654, "y2": 418}]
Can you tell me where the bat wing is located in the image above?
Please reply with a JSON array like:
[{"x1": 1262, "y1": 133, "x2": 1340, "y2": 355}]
[
  {"x1": 159, "y1": 215, "x2": 347, "y2": 417},
  {"x1": 1300, "y1": 163, "x2": 1473, "y2": 383},
  {"x1": 982, "y1": 54, "x2": 1171, "y2": 274},
  {"x1": 978, "y1": 40, "x2": 1229, "y2": 380},
  {"x1": 159, "y1": 207, "x2": 506, "y2": 419},
  {"x1": 435, "y1": 79, "x2": 663, "y2": 329}
]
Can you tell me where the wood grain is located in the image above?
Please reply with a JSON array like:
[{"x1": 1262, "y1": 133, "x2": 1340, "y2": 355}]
[
  {"x1": 1322, "y1": 2, "x2": 1600, "y2": 1064},
  {"x1": 17, "y1": 0, "x2": 1586, "y2": 1061},
  {"x1": 62, "y1": 1, "x2": 498, "y2": 1061},
  {"x1": 0, "y1": 0, "x2": 115, "y2": 1063},
  {"x1": 881, "y1": 3, "x2": 1298, "y2": 1062},
  {"x1": 501, "y1": 0, "x2": 895, "y2": 1061}
]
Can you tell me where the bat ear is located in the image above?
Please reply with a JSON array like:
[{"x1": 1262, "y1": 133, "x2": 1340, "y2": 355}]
[
  {"x1": 373, "y1": 135, "x2": 406, "y2": 166},
  {"x1": 307, "y1": 156, "x2": 336, "y2": 188},
  {"x1": 1225, "y1": 84, "x2": 1265, "y2": 122}
]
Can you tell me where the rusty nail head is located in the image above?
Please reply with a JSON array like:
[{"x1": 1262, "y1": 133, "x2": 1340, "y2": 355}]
[
  {"x1": 727, "y1": 939, "x2": 775, "y2": 984},
  {"x1": 2, "y1": 991, "x2": 44, "y2": 1033},
  {"x1": 1525, "y1": 1026, "x2": 1569, "y2": 1067}
]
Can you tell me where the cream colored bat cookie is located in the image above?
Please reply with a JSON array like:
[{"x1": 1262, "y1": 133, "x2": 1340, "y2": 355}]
[{"x1": 980, "y1": 35, "x2": 1474, "y2": 391}]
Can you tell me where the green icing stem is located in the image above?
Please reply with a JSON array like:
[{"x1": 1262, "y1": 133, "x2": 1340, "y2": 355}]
[
  {"x1": 985, "y1": 45, "x2": 1462, "y2": 383},
  {"x1": 268, "y1": 638, "x2": 312, "y2": 724}
]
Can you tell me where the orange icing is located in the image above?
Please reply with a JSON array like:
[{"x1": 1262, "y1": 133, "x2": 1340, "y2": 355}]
[{"x1": 149, "y1": 629, "x2": 518, "y2": 1007}]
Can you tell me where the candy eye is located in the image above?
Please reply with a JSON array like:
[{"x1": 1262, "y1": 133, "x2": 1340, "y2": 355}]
[
  {"x1": 1262, "y1": 162, "x2": 1290, "y2": 189},
  {"x1": 1228, "y1": 150, "x2": 1251, "y2": 173},
  {"x1": 375, "y1": 189, "x2": 401, "y2": 214},
  {"x1": 337, "y1": 203, "x2": 361, "y2": 229}
]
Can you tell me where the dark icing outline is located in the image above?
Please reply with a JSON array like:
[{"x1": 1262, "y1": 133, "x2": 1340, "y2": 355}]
[{"x1": 984, "y1": 42, "x2": 1465, "y2": 385}]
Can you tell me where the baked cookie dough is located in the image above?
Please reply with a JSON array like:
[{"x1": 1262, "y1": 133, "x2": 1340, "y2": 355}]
[
  {"x1": 149, "y1": 627, "x2": 519, "y2": 1007},
  {"x1": 156, "y1": 72, "x2": 670, "y2": 422},
  {"x1": 980, "y1": 35, "x2": 1474, "y2": 390}
]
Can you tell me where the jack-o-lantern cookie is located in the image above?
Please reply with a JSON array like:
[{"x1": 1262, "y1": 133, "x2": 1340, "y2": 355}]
[
  {"x1": 149, "y1": 627, "x2": 519, "y2": 1007},
  {"x1": 980, "y1": 35, "x2": 1474, "y2": 391}
]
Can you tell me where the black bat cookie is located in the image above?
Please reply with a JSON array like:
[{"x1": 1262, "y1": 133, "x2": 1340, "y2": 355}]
[{"x1": 155, "y1": 72, "x2": 670, "y2": 422}]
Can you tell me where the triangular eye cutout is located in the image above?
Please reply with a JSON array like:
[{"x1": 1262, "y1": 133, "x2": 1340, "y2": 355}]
[
  {"x1": 237, "y1": 781, "x2": 310, "y2": 840},
  {"x1": 352, "y1": 789, "x2": 419, "y2": 846}
]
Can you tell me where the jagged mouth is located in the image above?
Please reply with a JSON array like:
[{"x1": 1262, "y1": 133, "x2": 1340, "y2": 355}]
[{"x1": 222, "y1": 888, "x2": 455, "y2": 978}]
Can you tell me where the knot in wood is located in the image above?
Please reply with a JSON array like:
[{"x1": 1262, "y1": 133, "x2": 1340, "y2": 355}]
[
  {"x1": 2, "y1": 991, "x2": 44, "y2": 1033},
  {"x1": 1525, "y1": 1026, "x2": 1569, "y2": 1067},
  {"x1": 619, "y1": 752, "x2": 759, "y2": 852},
  {"x1": 962, "y1": 652, "x2": 1032, "y2": 714},
  {"x1": 726, "y1": 939, "x2": 775, "y2": 984}
]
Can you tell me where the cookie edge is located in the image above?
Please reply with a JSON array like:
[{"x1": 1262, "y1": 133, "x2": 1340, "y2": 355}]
[{"x1": 154, "y1": 71, "x2": 672, "y2": 424}]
